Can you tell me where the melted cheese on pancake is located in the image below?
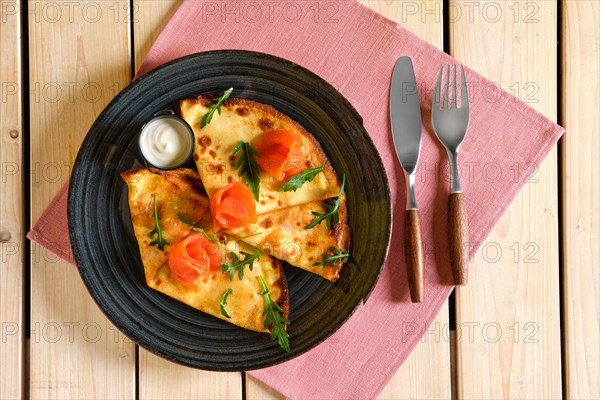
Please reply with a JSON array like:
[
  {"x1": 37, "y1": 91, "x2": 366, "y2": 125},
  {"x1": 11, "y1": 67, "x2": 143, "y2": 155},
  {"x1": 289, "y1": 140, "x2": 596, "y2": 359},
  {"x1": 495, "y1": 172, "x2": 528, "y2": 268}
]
[
  {"x1": 148, "y1": 239, "x2": 286, "y2": 332},
  {"x1": 180, "y1": 97, "x2": 341, "y2": 214},
  {"x1": 121, "y1": 168, "x2": 288, "y2": 332},
  {"x1": 224, "y1": 199, "x2": 350, "y2": 282}
]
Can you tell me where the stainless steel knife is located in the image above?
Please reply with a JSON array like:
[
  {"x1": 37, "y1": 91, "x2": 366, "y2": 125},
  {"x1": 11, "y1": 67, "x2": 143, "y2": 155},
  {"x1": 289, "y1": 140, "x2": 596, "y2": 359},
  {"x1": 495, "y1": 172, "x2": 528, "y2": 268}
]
[{"x1": 390, "y1": 56, "x2": 425, "y2": 303}]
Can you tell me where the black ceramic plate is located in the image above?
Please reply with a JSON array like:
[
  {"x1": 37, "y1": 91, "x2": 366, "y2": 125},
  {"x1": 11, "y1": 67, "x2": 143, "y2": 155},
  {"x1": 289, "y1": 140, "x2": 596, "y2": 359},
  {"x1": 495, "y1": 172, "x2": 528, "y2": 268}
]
[{"x1": 69, "y1": 50, "x2": 391, "y2": 371}]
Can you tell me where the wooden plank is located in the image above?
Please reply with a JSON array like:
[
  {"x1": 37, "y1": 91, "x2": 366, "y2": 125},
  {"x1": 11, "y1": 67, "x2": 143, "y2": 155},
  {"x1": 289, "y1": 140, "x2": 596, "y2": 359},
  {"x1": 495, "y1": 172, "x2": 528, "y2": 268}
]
[
  {"x1": 247, "y1": 1, "x2": 451, "y2": 399},
  {"x1": 139, "y1": 352, "x2": 242, "y2": 400},
  {"x1": 0, "y1": 1, "x2": 23, "y2": 398},
  {"x1": 133, "y1": 2, "x2": 243, "y2": 398},
  {"x1": 451, "y1": 1, "x2": 562, "y2": 398},
  {"x1": 377, "y1": 315, "x2": 453, "y2": 400},
  {"x1": 28, "y1": 1, "x2": 135, "y2": 398},
  {"x1": 361, "y1": 0, "x2": 443, "y2": 42},
  {"x1": 561, "y1": 1, "x2": 600, "y2": 399},
  {"x1": 246, "y1": 378, "x2": 284, "y2": 400},
  {"x1": 132, "y1": 0, "x2": 182, "y2": 73}
]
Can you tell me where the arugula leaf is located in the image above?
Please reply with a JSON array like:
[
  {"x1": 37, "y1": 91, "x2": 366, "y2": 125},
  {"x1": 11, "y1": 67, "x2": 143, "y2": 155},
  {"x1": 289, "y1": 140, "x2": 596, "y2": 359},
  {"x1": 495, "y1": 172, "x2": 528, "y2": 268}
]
[
  {"x1": 177, "y1": 214, "x2": 218, "y2": 242},
  {"x1": 279, "y1": 166, "x2": 324, "y2": 192},
  {"x1": 258, "y1": 275, "x2": 290, "y2": 352},
  {"x1": 233, "y1": 141, "x2": 261, "y2": 201},
  {"x1": 234, "y1": 232, "x2": 263, "y2": 241},
  {"x1": 200, "y1": 87, "x2": 234, "y2": 128},
  {"x1": 305, "y1": 174, "x2": 346, "y2": 230},
  {"x1": 312, "y1": 247, "x2": 349, "y2": 267},
  {"x1": 221, "y1": 249, "x2": 261, "y2": 281},
  {"x1": 148, "y1": 194, "x2": 169, "y2": 251},
  {"x1": 177, "y1": 214, "x2": 197, "y2": 226},
  {"x1": 219, "y1": 288, "x2": 233, "y2": 319}
]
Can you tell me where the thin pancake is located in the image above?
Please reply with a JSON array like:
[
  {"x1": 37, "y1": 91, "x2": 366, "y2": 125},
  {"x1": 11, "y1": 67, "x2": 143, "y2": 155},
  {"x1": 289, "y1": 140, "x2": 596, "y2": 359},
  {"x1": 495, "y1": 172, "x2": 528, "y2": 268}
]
[
  {"x1": 120, "y1": 168, "x2": 288, "y2": 332},
  {"x1": 225, "y1": 199, "x2": 350, "y2": 282},
  {"x1": 180, "y1": 97, "x2": 341, "y2": 214}
]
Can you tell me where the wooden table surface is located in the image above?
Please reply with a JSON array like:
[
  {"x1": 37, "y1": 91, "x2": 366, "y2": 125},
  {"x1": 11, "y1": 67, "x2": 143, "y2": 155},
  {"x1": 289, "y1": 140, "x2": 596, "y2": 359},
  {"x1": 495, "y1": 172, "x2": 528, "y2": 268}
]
[{"x1": 1, "y1": 1, "x2": 598, "y2": 399}]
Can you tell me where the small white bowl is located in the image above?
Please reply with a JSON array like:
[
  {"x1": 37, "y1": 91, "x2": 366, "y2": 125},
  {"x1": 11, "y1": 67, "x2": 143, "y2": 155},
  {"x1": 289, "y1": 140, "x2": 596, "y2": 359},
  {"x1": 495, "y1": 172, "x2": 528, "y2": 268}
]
[{"x1": 138, "y1": 110, "x2": 195, "y2": 170}]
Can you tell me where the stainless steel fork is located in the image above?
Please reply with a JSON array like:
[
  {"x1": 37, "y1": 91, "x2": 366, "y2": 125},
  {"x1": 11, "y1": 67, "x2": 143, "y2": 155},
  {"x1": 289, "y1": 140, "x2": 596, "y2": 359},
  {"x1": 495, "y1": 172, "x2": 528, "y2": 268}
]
[{"x1": 431, "y1": 64, "x2": 470, "y2": 285}]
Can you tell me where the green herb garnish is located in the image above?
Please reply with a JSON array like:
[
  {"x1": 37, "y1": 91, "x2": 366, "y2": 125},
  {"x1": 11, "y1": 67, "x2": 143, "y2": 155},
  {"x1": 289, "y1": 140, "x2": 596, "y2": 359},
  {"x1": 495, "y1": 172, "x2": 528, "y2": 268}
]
[
  {"x1": 200, "y1": 87, "x2": 234, "y2": 128},
  {"x1": 258, "y1": 275, "x2": 290, "y2": 352},
  {"x1": 233, "y1": 140, "x2": 261, "y2": 201},
  {"x1": 235, "y1": 232, "x2": 263, "y2": 241},
  {"x1": 148, "y1": 194, "x2": 169, "y2": 251},
  {"x1": 177, "y1": 214, "x2": 218, "y2": 242},
  {"x1": 219, "y1": 288, "x2": 233, "y2": 319},
  {"x1": 221, "y1": 249, "x2": 261, "y2": 281},
  {"x1": 279, "y1": 166, "x2": 324, "y2": 192},
  {"x1": 177, "y1": 213, "x2": 198, "y2": 226},
  {"x1": 305, "y1": 174, "x2": 346, "y2": 230},
  {"x1": 313, "y1": 247, "x2": 349, "y2": 267}
]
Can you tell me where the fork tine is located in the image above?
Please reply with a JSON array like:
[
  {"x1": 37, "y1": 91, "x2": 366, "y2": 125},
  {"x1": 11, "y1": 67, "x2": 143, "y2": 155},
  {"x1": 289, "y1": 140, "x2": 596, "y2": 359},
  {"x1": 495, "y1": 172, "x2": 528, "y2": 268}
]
[
  {"x1": 460, "y1": 65, "x2": 469, "y2": 112},
  {"x1": 433, "y1": 65, "x2": 443, "y2": 109},
  {"x1": 445, "y1": 64, "x2": 450, "y2": 109},
  {"x1": 452, "y1": 65, "x2": 457, "y2": 109}
]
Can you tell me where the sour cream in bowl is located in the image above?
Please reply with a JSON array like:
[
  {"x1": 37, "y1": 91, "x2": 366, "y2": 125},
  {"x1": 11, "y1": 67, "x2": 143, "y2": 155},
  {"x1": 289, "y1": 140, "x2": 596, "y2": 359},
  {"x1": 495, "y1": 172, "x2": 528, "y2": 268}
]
[{"x1": 138, "y1": 111, "x2": 195, "y2": 169}]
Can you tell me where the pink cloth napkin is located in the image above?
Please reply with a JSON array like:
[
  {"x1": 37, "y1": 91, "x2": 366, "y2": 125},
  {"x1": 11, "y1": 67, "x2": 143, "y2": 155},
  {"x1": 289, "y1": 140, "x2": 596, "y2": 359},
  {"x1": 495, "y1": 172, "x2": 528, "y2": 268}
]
[{"x1": 28, "y1": 1, "x2": 564, "y2": 398}]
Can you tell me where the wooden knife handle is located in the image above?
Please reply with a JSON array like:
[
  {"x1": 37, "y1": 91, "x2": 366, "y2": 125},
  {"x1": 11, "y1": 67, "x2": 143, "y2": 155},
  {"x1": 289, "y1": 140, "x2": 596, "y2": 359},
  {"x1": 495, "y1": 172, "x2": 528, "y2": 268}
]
[
  {"x1": 448, "y1": 193, "x2": 469, "y2": 285},
  {"x1": 404, "y1": 210, "x2": 425, "y2": 303}
]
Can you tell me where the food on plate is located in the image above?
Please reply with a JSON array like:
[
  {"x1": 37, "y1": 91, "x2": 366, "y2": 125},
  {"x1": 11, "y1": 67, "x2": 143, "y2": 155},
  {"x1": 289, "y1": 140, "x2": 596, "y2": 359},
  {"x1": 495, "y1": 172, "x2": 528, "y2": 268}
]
[
  {"x1": 167, "y1": 233, "x2": 222, "y2": 286},
  {"x1": 180, "y1": 93, "x2": 350, "y2": 282},
  {"x1": 180, "y1": 96, "x2": 341, "y2": 214},
  {"x1": 254, "y1": 129, "x2": 304, "y2": 181},
  {"x1": 120, "y1": 168, "x2": 289, "y2": 346},
  {"x1": 210, "y1": 182, "x2": 258, "y2": 231},
  {"x1": 138, "y1": 114, "x2": 194, "y2": 169},
  {"x1": 224, "y1": 196, "x2": 349, "y2": 282},
  {"x1": 121, "y1": 90, "x2": 352, "y2": 352}
]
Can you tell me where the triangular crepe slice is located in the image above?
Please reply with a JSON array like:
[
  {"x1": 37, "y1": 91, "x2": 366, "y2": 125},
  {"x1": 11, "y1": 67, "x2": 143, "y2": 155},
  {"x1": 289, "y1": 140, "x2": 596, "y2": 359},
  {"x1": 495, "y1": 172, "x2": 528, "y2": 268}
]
[
  {"x1": 121, "y1": 168, "x2": 288, "y2": 333},
  {"x1": 180, "y1": 97, "x2": 341, "y2": 214},
  {"x1": 224, "y1": 199, "x2": 350, "y2": 282}
]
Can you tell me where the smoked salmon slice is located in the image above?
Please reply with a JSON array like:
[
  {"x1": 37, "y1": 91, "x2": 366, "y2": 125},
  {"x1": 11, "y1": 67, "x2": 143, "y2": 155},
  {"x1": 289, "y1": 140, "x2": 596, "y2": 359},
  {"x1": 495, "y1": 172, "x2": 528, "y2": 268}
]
[
  {"x1": 210, "y1": 182, "x2": 258, "y2": 231},
  {"x1": 168, "y1": 234, "x2": 222, "y2": 286},
  {"x1": 256, "y1": 130, "x2": 304, "y2": 181}
]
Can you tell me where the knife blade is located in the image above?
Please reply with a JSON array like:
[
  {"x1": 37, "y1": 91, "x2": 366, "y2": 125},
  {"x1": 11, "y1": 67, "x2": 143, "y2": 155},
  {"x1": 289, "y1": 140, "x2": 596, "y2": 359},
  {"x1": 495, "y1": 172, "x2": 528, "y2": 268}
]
[{"x1": 390, "y1": 56, "x2": 425, "y2": 303}]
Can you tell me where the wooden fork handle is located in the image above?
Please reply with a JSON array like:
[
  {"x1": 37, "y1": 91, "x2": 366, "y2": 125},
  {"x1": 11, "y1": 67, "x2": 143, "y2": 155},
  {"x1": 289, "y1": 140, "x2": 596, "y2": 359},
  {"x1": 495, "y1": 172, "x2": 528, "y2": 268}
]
[
  {"x1": 405, "y1": 210, "x2": 425, "y2": 303},
  {"x1": 448, "y1": 193, "x2": 469, "y2": 285}
]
